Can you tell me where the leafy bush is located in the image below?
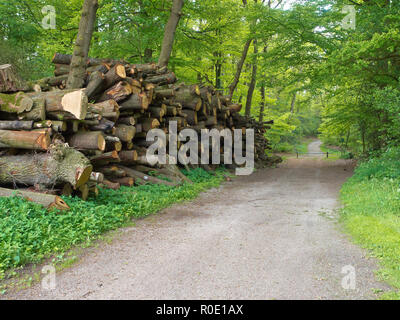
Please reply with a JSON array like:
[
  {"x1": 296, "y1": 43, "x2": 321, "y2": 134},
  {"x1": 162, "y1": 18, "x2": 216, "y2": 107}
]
[
  {"x1": 351, "y1": 147, "x2": 400, "y2": 181},
  {"x1": 0, "y1": 168, "x2": 226, "y2": 275}
]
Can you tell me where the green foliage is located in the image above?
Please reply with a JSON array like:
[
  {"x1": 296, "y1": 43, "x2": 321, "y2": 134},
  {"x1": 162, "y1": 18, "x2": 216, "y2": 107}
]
[
  {"x1": 0, "y1": 168, "x2": 226, "y2": 276},
  {"x1": 340, "y1": 148, "x2": 400, "y2": 299}
]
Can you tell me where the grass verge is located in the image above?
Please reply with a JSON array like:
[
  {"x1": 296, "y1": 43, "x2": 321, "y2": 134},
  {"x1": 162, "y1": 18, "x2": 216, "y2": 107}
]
[
  {"x1": 0, "y1": 168, "x2": 228, "y2": 282},
  {"x1": 340, "y1": 149, "x2": 400, "y2": 299}
]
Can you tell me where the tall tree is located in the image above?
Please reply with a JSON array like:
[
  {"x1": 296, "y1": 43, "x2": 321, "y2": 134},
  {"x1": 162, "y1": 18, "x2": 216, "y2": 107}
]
[
  {"x1": 228, "y1": 38, "x2": 252, "y2": 99},
  {"x1": 227, "y1": 0, "x2": 251, "y2": 99},
  {"x1": 66, "y1": 0, "x2": 98, "y2": 89},
  {"x1": 158, "y1": 0, "x2": 184, "y2": 68},
  {"x1": 245, "y1": 39, "x2": 258, "y2": 117}
]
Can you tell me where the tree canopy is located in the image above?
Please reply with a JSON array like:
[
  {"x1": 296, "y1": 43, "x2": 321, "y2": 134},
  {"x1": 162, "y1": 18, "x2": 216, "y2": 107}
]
[{"x1": 1, "y1": 0, "x2": 399, "y2": 154}]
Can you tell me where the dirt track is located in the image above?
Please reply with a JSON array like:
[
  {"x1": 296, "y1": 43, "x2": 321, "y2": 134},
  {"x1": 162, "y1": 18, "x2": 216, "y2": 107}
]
[{"x1": 5, "y1": 145, "x2": 390, "y2": 300}]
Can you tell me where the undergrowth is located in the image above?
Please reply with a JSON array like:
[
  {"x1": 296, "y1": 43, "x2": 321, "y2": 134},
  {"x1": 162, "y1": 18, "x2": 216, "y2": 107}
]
[
  {"x1": 0, "y1": 168, "x2": 227, "y2": 278},
  {"x1": 340, "y1": 147, "x2": 400, "y2": 299}
]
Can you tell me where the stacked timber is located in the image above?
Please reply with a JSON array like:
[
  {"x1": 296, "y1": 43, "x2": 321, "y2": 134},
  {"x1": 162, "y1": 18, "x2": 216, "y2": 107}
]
[{"x1": 0, "y1": 55, "x2": 273, "y2": 209}]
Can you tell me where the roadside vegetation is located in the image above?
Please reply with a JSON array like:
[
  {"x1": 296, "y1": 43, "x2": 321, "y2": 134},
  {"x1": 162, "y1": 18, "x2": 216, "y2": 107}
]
[
  {"x1": 340, "y1": 148, "x2": 400, "y2": 299},
  {"x1": 0, "y1": 168, "x2": 227, "y2": 280}
]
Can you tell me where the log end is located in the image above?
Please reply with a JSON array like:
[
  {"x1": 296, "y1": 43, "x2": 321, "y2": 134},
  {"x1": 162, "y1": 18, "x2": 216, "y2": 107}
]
[
  {"x1": 49, "y1": 196, "x2": 71, "y2": 211},
  {"x1": 75, "y1": 165, "x2": 93, "y2": 189}
]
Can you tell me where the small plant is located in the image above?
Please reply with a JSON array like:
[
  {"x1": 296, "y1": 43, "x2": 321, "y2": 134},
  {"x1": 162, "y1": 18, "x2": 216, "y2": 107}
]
[{"x1": 0, "y1": 168, "x2": 227, "y2": 275}]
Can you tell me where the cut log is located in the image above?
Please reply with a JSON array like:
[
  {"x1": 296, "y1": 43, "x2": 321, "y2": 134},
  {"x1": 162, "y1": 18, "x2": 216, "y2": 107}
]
[
  {"x1": 116, "y1": 165, "x2": 175, "y2": 186},
  {"x1": 139, "y1": 118, "x2": 160, "y2": 132},
  {"x1": 145, "y1": 72, "x2": 177, "y2": 85},
  {"x1": 98, "y1": 81, "x2": 132, "y2": 102},
  {"x1": 29, "y1": 89, "x2": 88, "y2": 120},
  {"x1": 118, "y1": 116, "x2": 136, "y2": 126},
  {"x1": 18, "y1": 97, "x2": 46, "y2": 121},
  {"x1": 132, "y1": 62, "x2": 158, "y2": 73},
  {"x1": 0, "y1": 64, "x2": 27, "y2": 93},
  {"x1": 0, "y1": 130, "x2": 50, "y2": 150},
  {"x1": 89, "y1": 99, "x2": 119, "y2": 115},
  {"x1": 110, "y1": 177, "x2": 134, "y2": 187},
  {"x1": 119, "y1": 92, "x2": 149, "y2": 111},
  {"x1": 0, "y1": 92, "x2": 33, "y2": 114},
  {"x1": 54, "y1": 64, "x2": 71, "y2": 76},
  {"x1": 100, "y1": 166, "x2": 126, "y2": 178},
  {"x1": 102, "y1": 179, "x2": 120, "y2": 190},
  {"x1": 90, "y1": 151, "x2": 120, "y2": 163},
  {"x1": 78, "y1": 184, "x2": 90, "y2": 201},
  {"x1": 183, "y1": 110, "x2": 197, "y2": 125},
  {"x1": 51, "y1": 53, "x2": 124, "y2": 67},
  {"x1": 148, "y1": 107, "x2": 165, "y2": 119},
  {"x1": 227, "y1": 103, "x2": 242, "y2": 113},
  {"x1": 90, "y1": 171, "x2": 104, "y2": 183},
  {"x1": 154, "y1": 88, "x2": 175, "y2": 99},
  {"x1": 85, "y1": 71, "x2": 105, "y2": 99},
  {"x1": 0, "y1": 144, "x2": 92, "y2": 189},
  {"x1": 90, "y1": 118, "x2": 115, "y2": 132},
  {"x1": 104, "y1": 64, "x2": 126, "y2": 89},
  {"x1": 119, "y1": 150, "x2": 138, "y2": 163},
  {"x1": 0, "y1": 121, "x2": 33, "y2": 130},
  {"x1": 0, "y1": 187, "x2": 70, "y2": 210},
  {"x1": 68, "y1": 131, "x2": 106, "y2": 151},
  {"x1": 114, "y1": 124, "x2": 136, "y2": 142}
]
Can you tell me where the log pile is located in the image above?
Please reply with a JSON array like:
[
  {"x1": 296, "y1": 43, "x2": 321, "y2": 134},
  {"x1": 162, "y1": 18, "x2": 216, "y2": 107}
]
[{"x1": 0, "y1": 56, "x2": 273, "y2": 208}]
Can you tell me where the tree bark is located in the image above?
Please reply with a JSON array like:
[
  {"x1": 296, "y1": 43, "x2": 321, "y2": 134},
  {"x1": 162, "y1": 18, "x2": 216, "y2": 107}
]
[
  {"x1": 245, "y1": 39, "x2": 258, "y2": 117},
  {"x1": 0, "y1": 64, "x2": 27, "y2": 93},
  {"x1": 0, "y1": 130, "x2": 50, "y2": 150},
  {"x1": 66, "y1": 0, "x2": 99, "y2": 89},
  {"x1": 228, "y1": 39, "x2": 252, "y2": 99},
  {"x1": 0, "y1": 144, "x2": 92, "y2": 189},
  {"x1": 158, "y1": 0, "x2": 184, "y2": 68},
  {"x1": 0, "y1": 120, "x2": 33, "y2": 130},
  {"x1": 0, "y1": 92, "x2": 33, "y2": 114},
  {"x1": 68, "y1": 131, "x2": 106, "y2": 151},
  {"x1": 0, "y1": 187, "x2": 70, "y2": 210},
  {"x1": 29, "y1": 89, "x2": 88, "y2": 120},
  {"x1": 290, "y1": 92, "x2": 297, "y2": 114}
]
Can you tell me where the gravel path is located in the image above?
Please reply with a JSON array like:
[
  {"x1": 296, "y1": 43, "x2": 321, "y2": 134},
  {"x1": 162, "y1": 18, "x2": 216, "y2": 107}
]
[{"x1": 4, "y1": 143, "x2": 390, "y2": 300}]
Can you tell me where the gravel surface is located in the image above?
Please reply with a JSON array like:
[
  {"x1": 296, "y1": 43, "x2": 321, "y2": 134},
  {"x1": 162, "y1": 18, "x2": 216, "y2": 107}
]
[{"x1": 4, "y1": 143, "x2": 391, "y2": 300}]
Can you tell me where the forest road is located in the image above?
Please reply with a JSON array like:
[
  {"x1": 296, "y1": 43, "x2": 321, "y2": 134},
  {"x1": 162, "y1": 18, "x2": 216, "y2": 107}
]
[{"x1": 6, "y1": 147, "x2": 390, "y2": 300}]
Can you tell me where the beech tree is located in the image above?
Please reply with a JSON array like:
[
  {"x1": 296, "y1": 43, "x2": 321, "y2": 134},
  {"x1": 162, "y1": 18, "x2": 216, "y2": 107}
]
[
  {"x1": 158, "y1": 0, "x2": 184, "y2": 68},
  {"x1": 66, "y1": 0, "x2": 99, "y2": 89}
]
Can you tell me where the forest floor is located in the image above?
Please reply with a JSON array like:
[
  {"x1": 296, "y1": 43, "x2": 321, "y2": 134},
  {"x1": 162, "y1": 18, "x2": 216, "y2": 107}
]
[{"x1": 4, "y1": 141, "x2": 391, "y2": 300}]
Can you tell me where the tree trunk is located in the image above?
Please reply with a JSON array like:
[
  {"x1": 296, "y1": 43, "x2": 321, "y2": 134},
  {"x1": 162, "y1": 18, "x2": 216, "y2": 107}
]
[
  {"x1": 245, "y1": 39, "x2": 258, "y2": 117},
  {"x1": 259, "y1": 83, "x2": 265, "y2": 123},
  {"x1": 0, "y1": 64, "x2": 27, "y2": 93},
  {"x1": 228, "y1": 39, "x2": 252, "y2": 99},
  {"x1": 0, "y1": 144, "x2": 92, "y2": 189},
  {"x1": 66, "y1": 0, "x2": 99, "y2": 89},
  {"x1": 290, "y1": 92, "x2": 297, "y2": 114},
  {"x1": 158, "y1": 0, "x2": 184, "y2": 68}
]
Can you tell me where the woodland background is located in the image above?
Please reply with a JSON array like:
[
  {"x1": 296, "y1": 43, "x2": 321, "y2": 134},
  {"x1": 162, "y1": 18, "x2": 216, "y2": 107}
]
[{"x1": 1, "y1": 0, "x2": 399, "y2": 155}]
